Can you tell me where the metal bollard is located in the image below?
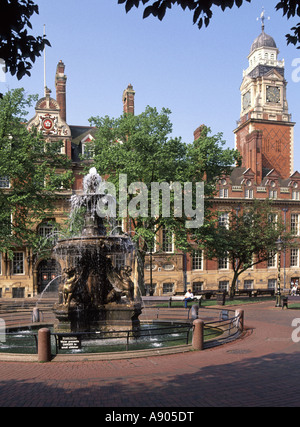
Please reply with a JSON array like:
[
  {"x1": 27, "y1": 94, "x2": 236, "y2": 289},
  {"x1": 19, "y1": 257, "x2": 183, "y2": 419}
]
[
  {"x1": 192, "y1": 319, "x2": 204, "y2": 351},
  {"x1": 38, "y1": 328, "x2": 52, "y2": 362},
  {"x1": 191, "y1": 305, "x2": 199, "y2": 320},
  {"x1": 32, "y1": 307, "x2": 42, "y2": 323}
]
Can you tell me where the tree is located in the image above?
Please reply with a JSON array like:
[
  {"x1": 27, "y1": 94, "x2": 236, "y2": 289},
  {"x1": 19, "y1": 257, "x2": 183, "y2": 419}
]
[
  {"x1": 0, "y1": 0, "x2": 50, "y2": 80},
  {"x1": 0, "y1": 88, "x2": 73, "y2": 256},
  {"x1": 194, "y1": 200, "x2": 293, "y2": 298},
  {"x1": 88, "y1": 108, "x2": 240, "y2": 294},
  {"x1": 118, "y1": 0, "x2": 300, "y2": 49}
]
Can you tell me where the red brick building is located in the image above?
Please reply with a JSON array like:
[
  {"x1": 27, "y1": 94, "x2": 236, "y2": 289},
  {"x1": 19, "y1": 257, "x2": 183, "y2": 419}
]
[
  {"x1": 0, "y1": 23, "x2": 298, "y2": 298},
  {"x1": 146, "y1": 22, "x2": 299, "y2": 296}
]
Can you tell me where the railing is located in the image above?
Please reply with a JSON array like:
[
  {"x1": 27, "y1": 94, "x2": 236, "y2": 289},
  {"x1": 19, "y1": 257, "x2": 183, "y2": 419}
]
[
  {"x1": 0, "y1": 331, "x2": 38, "y2": 354},
  {"x1": 204, "y1": 313, "x2": 242, "y2": 348},
  {"x1": 0, "y1": 306, "x2": 244, "y2": 358},
  {"x1": 52, "y1": 324, "x2": 194, "y2": 354},
  {"x1": 142, "y1": 306, "x2": 243, "y2": 347}
]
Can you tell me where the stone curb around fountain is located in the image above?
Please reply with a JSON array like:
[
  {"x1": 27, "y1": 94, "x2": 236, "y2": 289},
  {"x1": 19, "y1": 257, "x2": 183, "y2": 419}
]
[{"x1": 0, "y1": 344, "x2": 193, "y2": 363}]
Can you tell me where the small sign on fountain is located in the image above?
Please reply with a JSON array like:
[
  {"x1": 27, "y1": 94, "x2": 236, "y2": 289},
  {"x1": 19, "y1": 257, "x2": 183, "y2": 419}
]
[{"x1": 58, "y1": 335, "x2": 82, "y2": 350}]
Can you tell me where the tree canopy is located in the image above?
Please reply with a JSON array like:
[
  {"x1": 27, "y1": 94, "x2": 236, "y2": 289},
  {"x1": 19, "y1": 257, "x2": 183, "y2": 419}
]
[
  {"x1": 88, "y1": 107, "x2": 240, "y2": 293},
  {"x1": 0, "y1": 88, "x2": 73, "y2": 255},
  {"x1": 88, "y1": 107, "x2": 240, "y2": 250},
  {"x1": 192, "y1": 200, "x2": 294, "y2": 297},
  {"x1": 0, "y1": 0, "x2": 50, "y2": 80},
  {"x1": 118, "y1": 0, "x2": 300, "y2": 48}
]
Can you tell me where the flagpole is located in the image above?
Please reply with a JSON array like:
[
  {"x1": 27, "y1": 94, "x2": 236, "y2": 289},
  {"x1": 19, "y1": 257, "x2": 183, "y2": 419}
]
[{"x1": 43, "y1": 24, "x2": 46, "y2": 96}]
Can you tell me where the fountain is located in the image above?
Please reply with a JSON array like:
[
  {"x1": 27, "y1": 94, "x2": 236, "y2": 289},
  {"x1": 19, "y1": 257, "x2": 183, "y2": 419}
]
[{"x1": 53, "y1": 167, "x2": 142, "y2": 332}]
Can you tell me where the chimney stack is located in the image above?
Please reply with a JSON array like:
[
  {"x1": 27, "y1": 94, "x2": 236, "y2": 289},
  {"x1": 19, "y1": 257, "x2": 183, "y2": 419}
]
[
  {"x1": 193, "y1": 125, "x2": 205, "y2": 141},
  {"x1": 55, "y1": 60, "x2": 67, "y2": 122},
  {"x1": 122, "y1": 84, "x2": 135, "y2": 115}
]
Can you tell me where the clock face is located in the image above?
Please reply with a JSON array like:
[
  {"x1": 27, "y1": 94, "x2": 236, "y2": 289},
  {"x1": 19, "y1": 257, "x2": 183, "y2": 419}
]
[
  {"x1": 243, "y1": 91, "x2": 251, "y2": 110},
  {"x1": 43, "y1": 118, "x2": 53, "y2": 130},
  {"x1": 266, "y1": 86, "x2": 280, "y2": 103}
]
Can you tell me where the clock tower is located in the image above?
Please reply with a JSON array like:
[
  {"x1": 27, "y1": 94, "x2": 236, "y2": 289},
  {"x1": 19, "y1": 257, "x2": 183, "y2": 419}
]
[{"x1": 234, "y1": 12, "x2": 295, "y2": 183}]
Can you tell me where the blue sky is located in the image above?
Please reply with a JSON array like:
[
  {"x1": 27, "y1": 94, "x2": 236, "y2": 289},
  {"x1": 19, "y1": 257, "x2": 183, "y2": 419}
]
[{"x1": 1, "y1": 0, "x2": 300, "y2": 171}]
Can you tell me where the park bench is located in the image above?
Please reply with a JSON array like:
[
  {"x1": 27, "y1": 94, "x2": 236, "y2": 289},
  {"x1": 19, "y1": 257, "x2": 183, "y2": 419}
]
[
  {"x1": 235, "y1": 289, "x2": 253, "y2": 297},
  {"x1": 169, "y1": 295, "x2": 203, "y2": 307},
  {"x1": 142, "y1": 295, "x2": 202, "y2": 307},
  {"x1": 251, "y1": 289, "x2": 275, "y2": 297}
]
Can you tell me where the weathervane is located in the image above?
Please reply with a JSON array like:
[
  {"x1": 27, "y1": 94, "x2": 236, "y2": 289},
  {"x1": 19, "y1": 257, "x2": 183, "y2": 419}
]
[{"x1": 257, "y1": 7, "x2": 270, "y2": 32}]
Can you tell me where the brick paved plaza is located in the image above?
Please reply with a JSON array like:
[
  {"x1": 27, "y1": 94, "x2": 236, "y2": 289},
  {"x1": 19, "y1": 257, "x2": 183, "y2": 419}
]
[{"x1": 0, "y1": 299, "x2": 299, "y2": 407}]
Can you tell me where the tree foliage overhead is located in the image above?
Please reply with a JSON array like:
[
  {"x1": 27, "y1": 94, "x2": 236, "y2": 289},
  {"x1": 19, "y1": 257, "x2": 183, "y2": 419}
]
[
  {"x1": 118, "y1": 0, "x2": 300, "y2": 48},
  {"x1": 0, "y1": 0, "x2": 51, "y2": 79}
]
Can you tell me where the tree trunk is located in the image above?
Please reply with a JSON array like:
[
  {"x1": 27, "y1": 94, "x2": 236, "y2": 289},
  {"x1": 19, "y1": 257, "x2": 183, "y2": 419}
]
[
  {"x1": 136, "y1": 249, "x2": 146, "y2": 298},
  {"x1": 230, "y1": 270, "x2": 240, "y2": 299}
]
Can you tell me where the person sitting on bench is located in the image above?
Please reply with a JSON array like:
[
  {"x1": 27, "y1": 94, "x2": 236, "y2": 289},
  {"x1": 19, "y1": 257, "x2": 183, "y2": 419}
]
[{"x1": 184, "y1": 289, "x2": 194, "y2": 308}]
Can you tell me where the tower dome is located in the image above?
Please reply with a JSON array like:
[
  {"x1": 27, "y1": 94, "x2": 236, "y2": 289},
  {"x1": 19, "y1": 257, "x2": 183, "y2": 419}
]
[{"x1": 250, "y1": 31, "x2": 277, "y2": 53}]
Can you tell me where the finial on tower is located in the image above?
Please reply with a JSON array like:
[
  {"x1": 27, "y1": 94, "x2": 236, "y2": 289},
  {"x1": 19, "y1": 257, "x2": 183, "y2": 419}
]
[{"x1": 257, "y1": 7, "x2": 270, "y2": 32}]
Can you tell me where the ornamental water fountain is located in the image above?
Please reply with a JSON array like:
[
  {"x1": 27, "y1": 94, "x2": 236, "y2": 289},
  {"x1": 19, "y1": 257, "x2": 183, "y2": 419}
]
[
  {"x1": 0, "y1": 167, "x2": 240, "y2": 358},
  {"x1": 53, "y1": 167, "x2": 142, "y2": 332}
]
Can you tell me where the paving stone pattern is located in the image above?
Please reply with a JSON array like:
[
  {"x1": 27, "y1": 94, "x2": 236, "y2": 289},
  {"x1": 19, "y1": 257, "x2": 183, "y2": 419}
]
[{"x1": 0, "y1": 300, "x2": 299, "y2": 407}]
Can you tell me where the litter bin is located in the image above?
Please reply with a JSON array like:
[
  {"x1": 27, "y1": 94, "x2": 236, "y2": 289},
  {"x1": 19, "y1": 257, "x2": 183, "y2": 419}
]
[
  {"x1": 216, "y1": 291, "x2": 226, "y2": 306},
  {"x1": 281, "y1": 296, "x2": 288, "y2": 309}
]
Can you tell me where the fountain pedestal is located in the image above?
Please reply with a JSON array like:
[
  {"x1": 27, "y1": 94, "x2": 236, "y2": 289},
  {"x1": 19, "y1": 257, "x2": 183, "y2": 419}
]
[{"x1": 53, "y1": 301, "x2": 142, "y2": 333}]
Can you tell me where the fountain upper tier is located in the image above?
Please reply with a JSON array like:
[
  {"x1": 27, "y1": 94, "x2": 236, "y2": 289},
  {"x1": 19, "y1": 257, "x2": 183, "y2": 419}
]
[{"x1": 55, "y1": 235, "x2": 134, "y2": 256}]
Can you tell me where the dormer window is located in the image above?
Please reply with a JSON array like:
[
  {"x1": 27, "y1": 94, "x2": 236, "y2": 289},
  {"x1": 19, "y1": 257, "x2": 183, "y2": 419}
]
[
  {"x1": 219, "y1": 179, "x2": 228, "y2": 198},
  {"x1": 81, "y1": 134, "x2": 95, "y2": 159},
  {"x1": 245, "y1": 189, "x2": 254, "y2": 199},
  {"x1": 219, "y1": 188, "x2": 228, "y2": 198},
  {"x1": 269, "y1": 190, "x2": 277, "y2": 199}
]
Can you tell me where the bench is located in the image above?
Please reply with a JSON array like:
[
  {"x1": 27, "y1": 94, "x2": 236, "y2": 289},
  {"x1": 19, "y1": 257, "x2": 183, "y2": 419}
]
[
  {"x1": 142, "y1": 295, "x2": 202, "y2": 307},
  {"x1": 236, "y1": 289, "x2": 253, "y2": 297},
  {"x1": 216, "y1": 292, "x2": 226, "y2": 306},
  {"x1": 251, "y1": 289, "x2": 275, "y2": 297},
  {"x1": 170, "y1": 295, "x2": 203, "y2": 307}
]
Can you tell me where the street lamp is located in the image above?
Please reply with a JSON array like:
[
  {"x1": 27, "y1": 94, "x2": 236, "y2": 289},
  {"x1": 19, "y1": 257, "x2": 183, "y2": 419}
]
[{"x1": 275, "y1": 237, "x2": 283, "y2": 307}]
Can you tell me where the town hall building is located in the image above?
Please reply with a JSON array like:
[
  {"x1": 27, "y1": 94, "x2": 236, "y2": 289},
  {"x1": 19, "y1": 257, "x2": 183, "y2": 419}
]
[{"x1": 0, "y1": 19, "x2": 299, "y2": 298}]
